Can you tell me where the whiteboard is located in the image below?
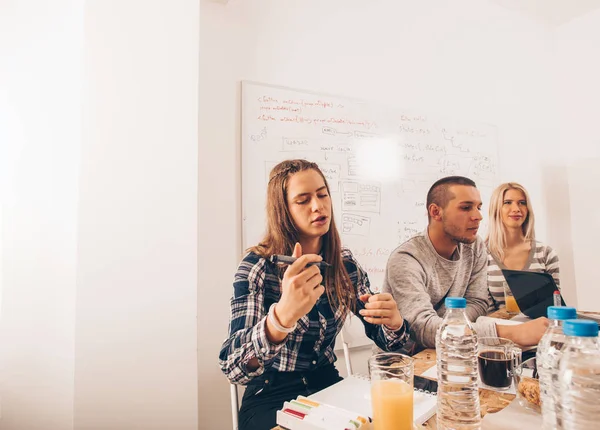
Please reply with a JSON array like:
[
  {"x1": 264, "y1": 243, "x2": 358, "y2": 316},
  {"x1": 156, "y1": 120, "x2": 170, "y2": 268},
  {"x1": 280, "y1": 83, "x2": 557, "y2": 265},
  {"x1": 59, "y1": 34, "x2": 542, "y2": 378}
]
[{"x1": 241, "y1": 81, "x2": 499, "y2": 346}]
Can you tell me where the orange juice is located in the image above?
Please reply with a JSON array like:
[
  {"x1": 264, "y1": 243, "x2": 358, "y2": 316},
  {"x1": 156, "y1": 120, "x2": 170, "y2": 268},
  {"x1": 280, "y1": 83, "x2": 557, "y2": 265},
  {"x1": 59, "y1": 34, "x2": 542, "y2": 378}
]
[
  {"x1": 371, "y1": 379, "x2": 413, "y2": 430},
  {"x1": 505, "y1": 295, "x2": 520, "y2": 313}
]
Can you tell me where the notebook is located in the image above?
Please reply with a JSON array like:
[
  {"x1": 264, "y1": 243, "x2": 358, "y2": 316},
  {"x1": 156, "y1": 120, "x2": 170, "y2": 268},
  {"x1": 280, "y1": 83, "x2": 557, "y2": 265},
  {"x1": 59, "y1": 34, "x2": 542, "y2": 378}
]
[{"x1": 308, "y1": 374, "x2": 437, "y2": 425}]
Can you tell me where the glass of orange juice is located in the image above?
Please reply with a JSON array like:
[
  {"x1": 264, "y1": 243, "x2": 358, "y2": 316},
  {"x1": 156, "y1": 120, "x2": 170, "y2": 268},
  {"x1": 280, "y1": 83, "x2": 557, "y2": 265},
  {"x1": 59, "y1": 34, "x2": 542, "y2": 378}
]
[
  {"x1": 504, "y1": 282, "x2": 520, "y2": 315},
  {"x1": 369, "y1": 352, "x2": 415, "y2": 430}
]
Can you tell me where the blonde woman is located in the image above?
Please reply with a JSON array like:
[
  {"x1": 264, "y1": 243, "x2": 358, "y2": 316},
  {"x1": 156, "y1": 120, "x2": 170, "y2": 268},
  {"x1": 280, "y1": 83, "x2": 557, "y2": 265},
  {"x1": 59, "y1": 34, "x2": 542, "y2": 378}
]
[{"x1": 486, "y1": 182, "x2": 560, "y2": 310}]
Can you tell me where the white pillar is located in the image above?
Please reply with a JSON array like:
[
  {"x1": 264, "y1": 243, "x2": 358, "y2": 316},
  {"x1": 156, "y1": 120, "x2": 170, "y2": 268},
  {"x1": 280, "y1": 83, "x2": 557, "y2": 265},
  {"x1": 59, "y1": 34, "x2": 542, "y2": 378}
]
[
  {"x1": 0, "y1": 1, "x2": 84, "y2": 428},
  {"x1": 74, "y1": 1, "x2": 199, "y2": 429}
]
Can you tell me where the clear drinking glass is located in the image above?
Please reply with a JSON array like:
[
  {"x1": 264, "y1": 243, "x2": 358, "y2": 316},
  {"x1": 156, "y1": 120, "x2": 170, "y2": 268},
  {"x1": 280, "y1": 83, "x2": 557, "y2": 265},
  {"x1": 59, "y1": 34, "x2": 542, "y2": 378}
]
[
  {"x1": 504, "y1": 282, "x2": 520, "y2": 315},
  {"x1": 513, "y1": 357, "x2": 541, "y2": 413},
  {"x1": 369, "y1": 352, "x2": 415, "y2": 430},
  {"x1": 478, "y1": 337, "x2": 522, "y2": 391}
]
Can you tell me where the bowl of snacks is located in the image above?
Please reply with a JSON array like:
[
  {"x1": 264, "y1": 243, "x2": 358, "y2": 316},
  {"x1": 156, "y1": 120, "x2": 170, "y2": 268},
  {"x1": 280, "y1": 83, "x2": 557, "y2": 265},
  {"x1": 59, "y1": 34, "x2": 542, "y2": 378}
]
[{"x1": 513, "y1": 357, "x2": 541, "y2": 413}]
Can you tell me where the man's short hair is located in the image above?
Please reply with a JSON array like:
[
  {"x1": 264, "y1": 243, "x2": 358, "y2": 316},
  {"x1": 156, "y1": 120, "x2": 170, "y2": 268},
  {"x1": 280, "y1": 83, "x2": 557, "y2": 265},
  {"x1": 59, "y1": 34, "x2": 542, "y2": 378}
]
[{"x1": 426, "y1": 176, "x2": 477, "y2": 218}]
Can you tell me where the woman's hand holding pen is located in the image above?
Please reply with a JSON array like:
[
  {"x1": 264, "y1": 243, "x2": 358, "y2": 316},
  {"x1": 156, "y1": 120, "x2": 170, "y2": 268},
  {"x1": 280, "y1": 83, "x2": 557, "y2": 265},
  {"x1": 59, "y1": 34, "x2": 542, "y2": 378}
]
[
  {"x1": 274, "y1": 243, "x2": 325, "y2": 329},
  {"x1": 359, "y1": 293, "x2": 404, "y2": 331}
]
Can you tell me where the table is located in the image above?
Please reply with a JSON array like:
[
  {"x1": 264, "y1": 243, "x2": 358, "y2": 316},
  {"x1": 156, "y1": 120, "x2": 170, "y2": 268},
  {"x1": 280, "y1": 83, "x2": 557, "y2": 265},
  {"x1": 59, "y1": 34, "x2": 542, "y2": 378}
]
[{"x1": 273, "y1": 309, "x2": 516, "y2": 430}]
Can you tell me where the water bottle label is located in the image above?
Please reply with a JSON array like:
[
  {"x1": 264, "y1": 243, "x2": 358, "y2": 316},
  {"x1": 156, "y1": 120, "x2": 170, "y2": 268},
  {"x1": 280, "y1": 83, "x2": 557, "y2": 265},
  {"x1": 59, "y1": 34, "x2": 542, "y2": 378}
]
[
  {"x1": 447, "y1": 364, "x2": 470, "y2": 383},
  {"x1": 445, "y1": 325, "x2": 467, "y2": 337}
]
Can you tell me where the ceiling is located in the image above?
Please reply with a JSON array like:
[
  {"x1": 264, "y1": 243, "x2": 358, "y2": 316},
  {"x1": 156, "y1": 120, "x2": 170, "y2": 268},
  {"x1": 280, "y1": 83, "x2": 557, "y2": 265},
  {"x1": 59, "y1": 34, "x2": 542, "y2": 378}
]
[
  {"x1": 489, "y1": 0, "x2": 600, "y2": 26},
  {"x1": 210, "y1": 0, "x2": 600, "y2": 26}
]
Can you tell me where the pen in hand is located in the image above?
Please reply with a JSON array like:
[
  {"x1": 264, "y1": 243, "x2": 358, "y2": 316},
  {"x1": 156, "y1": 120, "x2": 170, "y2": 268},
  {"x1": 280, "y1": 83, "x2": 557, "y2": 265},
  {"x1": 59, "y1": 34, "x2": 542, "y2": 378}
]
[{"x1": 270, "y1": 254, "x2": 332, "y2": 270}]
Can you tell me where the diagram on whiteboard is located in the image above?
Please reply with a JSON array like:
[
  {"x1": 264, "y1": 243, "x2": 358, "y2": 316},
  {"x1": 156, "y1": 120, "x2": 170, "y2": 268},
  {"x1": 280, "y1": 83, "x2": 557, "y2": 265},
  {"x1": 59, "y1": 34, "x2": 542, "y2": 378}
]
[{"x1": 242, "y1": 81, "x2": 499, "y2": 292}]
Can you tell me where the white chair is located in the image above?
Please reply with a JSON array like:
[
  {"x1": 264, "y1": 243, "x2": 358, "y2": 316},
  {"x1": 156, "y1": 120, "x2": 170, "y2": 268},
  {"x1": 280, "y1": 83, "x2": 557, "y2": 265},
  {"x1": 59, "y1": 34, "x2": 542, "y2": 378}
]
[
  {"x1": 339, "y1": 330, "x2": 353, "y2": 376},
  {"x1": 230, "y1": 383, "x2": 241, "y2": 430},
  {"x1": 229, "y1": 331, "x2": 353, "y2": 430}
]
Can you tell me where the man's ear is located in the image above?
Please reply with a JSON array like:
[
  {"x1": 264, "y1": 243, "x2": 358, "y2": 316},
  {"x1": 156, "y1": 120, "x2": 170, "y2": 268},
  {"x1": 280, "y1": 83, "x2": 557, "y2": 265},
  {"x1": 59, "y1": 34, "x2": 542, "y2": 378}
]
[{"x1": 428, "y1": 203, "x2": 442, "y2": 221}]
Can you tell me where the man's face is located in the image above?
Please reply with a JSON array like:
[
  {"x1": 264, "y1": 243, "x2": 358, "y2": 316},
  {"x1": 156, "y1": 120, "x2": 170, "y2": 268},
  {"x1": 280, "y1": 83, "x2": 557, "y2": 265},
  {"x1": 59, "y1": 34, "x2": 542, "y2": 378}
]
[{"x1": 440, "y1": 185, "x2": 483, "y2": 244}]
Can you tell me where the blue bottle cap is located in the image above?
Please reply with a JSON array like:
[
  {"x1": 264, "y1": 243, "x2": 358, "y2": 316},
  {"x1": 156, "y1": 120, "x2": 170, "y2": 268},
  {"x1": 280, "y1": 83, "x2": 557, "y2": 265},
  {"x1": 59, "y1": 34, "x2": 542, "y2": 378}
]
[
  {"x1": 563, "y1": 319, "x2": 599, "y2": 337},
  {"x1": 547, "y1": 306, "x2": 577, "y2": 320},
  {"x1": 445, "y1": 297, "x2": 467, "y2": 309}
]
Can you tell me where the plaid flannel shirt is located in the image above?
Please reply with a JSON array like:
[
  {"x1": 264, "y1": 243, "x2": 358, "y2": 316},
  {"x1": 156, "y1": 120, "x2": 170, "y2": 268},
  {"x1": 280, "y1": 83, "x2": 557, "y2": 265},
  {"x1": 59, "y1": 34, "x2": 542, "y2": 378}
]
[{"x1": 219, "y1": 248, "x2": 409, "y2": 385}]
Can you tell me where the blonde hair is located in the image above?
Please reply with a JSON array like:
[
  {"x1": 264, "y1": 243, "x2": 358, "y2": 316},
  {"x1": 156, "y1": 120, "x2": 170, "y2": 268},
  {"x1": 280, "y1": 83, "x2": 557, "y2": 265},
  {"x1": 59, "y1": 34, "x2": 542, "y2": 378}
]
[{"x1": 486, "y1": 182, "x2": 536, "y2": 262}]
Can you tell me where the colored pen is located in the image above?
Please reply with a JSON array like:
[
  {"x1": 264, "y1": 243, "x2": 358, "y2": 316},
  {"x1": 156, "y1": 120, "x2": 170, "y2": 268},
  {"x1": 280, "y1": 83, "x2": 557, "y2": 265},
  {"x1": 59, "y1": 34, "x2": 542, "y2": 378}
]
[
  {"x1": 553, "y1": 290, "x2": 562, "y2": 307},
  {"x1": 270, "y1": 254, "x2": 331, "y2": 269}
]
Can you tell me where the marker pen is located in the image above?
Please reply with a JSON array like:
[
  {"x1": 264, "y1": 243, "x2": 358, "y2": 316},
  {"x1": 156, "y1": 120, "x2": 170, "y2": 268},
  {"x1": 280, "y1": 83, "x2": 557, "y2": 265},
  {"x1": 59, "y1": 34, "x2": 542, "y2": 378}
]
[
  {"x1": 553, "y1": 290, "x2": 562, "y2": 307},
  {"x1": 270, "y1": 255, "x2": 331, "y2": 270}
]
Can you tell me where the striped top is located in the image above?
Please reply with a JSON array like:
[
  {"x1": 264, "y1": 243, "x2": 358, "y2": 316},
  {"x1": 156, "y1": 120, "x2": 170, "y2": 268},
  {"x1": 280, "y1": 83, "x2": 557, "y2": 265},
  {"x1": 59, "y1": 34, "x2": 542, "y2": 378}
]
[{"x1": 487, "y1": 241, "x2": 560, "y2": 310}]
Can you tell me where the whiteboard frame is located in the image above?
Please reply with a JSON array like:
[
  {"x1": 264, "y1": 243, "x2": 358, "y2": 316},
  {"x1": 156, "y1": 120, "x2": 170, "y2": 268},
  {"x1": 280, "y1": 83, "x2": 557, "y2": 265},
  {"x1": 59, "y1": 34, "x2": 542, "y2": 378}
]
[{"x1": 239, "y1": 80, "x2": 501, "y2": 349}]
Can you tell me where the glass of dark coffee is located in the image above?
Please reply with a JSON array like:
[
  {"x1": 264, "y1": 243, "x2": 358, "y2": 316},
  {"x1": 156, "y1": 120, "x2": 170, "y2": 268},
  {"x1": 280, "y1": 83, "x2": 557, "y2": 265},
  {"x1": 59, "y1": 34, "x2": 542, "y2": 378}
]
[{"x1": 477, "y1": 337, "x2": 522, "y2": 391}]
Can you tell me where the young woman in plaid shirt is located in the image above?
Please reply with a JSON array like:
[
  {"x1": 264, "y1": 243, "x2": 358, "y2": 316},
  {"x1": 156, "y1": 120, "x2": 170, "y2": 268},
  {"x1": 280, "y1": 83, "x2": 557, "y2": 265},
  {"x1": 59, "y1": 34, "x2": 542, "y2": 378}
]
[{"x1": 219, "y1": 159, "x2": 409, "y2": 430}]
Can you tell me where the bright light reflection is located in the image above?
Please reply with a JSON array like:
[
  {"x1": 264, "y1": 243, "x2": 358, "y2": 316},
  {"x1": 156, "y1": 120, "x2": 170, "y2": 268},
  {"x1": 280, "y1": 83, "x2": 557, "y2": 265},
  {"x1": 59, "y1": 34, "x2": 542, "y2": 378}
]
[{"x1": 355, "y1": 137, "x2": 402, "y2": 182}]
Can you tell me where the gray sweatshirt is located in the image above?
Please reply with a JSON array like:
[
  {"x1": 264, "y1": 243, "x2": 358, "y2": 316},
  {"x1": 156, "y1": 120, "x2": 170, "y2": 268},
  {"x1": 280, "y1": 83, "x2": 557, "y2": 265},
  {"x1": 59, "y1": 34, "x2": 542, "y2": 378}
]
[{"x1": 382, "y1": 230, "x2": 498, "y2": 348}]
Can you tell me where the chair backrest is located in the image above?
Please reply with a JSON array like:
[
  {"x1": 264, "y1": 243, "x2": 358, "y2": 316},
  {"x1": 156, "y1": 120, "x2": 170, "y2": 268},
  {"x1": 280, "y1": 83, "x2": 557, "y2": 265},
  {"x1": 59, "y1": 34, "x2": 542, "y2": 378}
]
[
  {"x1": 228, "y1": 331, "x2": 354, "y2": 430},
  {"x1": 339, "y1": 330, "x2": 353, "y2": 376},
  {"x1": 230, "y1": 383, "x2": 240, "y2": 430}
]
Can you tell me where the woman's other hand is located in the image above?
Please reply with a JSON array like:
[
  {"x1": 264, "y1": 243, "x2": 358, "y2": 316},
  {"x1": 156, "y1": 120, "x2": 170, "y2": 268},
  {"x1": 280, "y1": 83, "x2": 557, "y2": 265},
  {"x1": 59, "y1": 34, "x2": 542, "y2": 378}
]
[{"x1": 358, "y1": 293, "x2": 404, "y2": 331}]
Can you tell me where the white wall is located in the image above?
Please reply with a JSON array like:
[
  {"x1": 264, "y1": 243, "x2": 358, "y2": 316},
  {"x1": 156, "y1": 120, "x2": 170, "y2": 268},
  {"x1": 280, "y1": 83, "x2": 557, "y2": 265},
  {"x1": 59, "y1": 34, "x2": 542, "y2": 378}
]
[
  {"x1": 74, "y1": 1, "x2": 199, "y2": 429},
  {"x1": 1, "y1": 1, "x2": 199, "y2": 429},
  {"x1": 567, "y1": 158, "x2": 600, "y2": 310},
  {"x1": 199, "y1": 0, "x2": 558, "y2": 427},
  {"x1": 0, "y1": 1, "x2": 84, "y2": 428},
  {"x1": 529, "y1": 8, "x2": 600, "y2": 310},
  {"x1": 554, "y1": 9, "x2": 600, "y2": 309},
  {"x1": 556, "y1": 8, "x2": 600, "y2": 164}
]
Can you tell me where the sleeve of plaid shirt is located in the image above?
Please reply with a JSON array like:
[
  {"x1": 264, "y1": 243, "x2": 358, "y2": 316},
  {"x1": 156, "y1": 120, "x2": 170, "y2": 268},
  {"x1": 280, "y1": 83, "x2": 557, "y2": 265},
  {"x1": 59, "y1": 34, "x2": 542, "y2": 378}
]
[
  {"x1": 345, "y1": 250, "x2": 410, "y2": 351},
  {"x1": 218, "y1": 254, "x2": 284, "y2": 385}
]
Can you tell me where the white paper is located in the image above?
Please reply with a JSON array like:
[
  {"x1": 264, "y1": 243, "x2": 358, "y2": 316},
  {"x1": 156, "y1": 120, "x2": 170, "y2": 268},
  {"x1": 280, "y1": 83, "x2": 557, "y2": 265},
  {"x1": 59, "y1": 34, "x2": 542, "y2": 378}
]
[
  {"x1": 482, "y1": 399, "x2": 542, "y2": 429},
  {"x1": 481, "y1": 316, "x2": 523, "y2": 326}
]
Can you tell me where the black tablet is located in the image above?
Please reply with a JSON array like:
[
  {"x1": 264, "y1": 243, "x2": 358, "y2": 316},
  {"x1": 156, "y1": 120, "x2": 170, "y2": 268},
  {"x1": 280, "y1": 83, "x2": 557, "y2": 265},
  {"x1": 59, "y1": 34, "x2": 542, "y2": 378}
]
[{"x1": 501, "y1": 270, "x2": 564, "y2": 319}]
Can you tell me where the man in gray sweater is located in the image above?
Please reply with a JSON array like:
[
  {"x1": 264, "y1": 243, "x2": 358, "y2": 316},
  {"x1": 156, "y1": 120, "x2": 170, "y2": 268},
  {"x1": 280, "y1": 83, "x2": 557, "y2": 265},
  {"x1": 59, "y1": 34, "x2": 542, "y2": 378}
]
[{"x1": 382, "y1": 176, "x2": 548, "y2": 351}]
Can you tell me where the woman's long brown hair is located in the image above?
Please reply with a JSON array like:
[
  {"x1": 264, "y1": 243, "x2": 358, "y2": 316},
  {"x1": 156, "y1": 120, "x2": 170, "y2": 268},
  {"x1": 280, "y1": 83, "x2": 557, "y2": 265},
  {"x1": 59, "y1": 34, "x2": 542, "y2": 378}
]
[{"x1": 249, "y1": 159, "x2": 355, "y2": 319}]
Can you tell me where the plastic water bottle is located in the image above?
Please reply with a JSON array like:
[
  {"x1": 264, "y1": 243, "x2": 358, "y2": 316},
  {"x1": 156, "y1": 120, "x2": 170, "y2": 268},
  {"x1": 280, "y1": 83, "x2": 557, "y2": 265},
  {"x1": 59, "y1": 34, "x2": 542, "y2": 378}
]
[
  {"x1": 436, "y1": 297, "x2": 481, "y2": 430},
  {"x1": 557, "y1": 319, "x2": 600, "y2": 430},
  {"x1": 537, "y1": 306, "x2": 577, "y2": 430}
]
